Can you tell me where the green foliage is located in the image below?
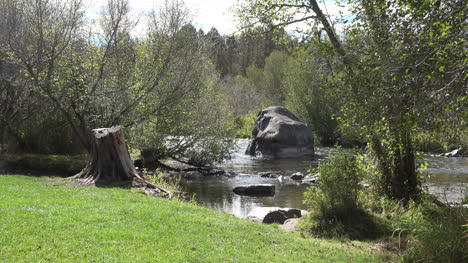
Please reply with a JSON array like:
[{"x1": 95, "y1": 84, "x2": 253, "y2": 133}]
[
  {"x1": 302, "y1": 150, "x2": 388, "y2": 239},
  {"x1": 229, "y1": 111, "x2": 257, "y2": 138},
  {"x1": 0, "y1": 175, "x2": 390, "y2": 262},
  {"x1": 0, "y1": 0, "x2": 234, "y2": 160},
  {"x1": 303, "y1": 149, "x2": 467, "y2": 261},
  {"x1": 130, "y1": 66, "x2": 236, "y2": 167},
  {"x1": 282, "y1": 49, "x2": 341, "y2": 146},
  {"x1": 413, "y1": 130, "x2": 468, "y2": 154},
  {"x1": 147, "y1": 169, "x2": 187, "y2": 201},
  {"x1": 244, "y1": 50, "x2": 291, "y2": 106},
  {"x1": 375, "y1": 197, "x2": 467, "y2": 263},
  {"x1": 224, "y1": 75, "x2": 269, "y2": 116},
  {"x1": 340, "y1": 0, "x2": 467, "y2": 200}
]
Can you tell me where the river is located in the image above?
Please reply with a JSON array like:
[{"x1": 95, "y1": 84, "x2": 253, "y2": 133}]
[{"x1": 183, "y1": 139, "x2": 468, "y2": 218}]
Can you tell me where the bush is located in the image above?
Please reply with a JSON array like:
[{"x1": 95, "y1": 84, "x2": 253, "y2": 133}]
[
  {"x1": 302, "y1": 150, "x2": 389, "y2": 239},
  {"x1": 388, "y1": 198, "x2": 468, "y2": 263},
  {"x1": 229, "y1": 111, "x2": 257, "y2": 138}
]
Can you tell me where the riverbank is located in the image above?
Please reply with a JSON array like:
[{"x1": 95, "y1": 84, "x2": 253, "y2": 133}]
[{"x1": 0, "y1": 175, "x2": 392, "y2": 262}]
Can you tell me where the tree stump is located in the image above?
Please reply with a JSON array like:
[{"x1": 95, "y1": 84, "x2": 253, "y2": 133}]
[{"x1": 74, "y1": 126, "x2": 170, "y2": 196}]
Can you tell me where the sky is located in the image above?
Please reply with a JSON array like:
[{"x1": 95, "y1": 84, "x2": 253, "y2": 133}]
[{"x1": 86, "y1": 0, "x2": 352, "y2": 35}]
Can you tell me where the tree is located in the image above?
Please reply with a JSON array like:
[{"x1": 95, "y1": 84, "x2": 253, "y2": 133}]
[
  {"x1": 340, "y1": 0, "x2": 467, "y2": 200},
  {"x1": 282, "y1": 48, "x2": 341, "y2": 146},
  {"x1": 237, "y1": 0, "x2": 467, "y2": 201},
  {"x1": 129, "y1": 58, "x2": 236, "y2": 168},
  {"x1": 1, "y1": 0, "x2": 233, "y2": 184},
  {"x1": 0, "y1": 0, "x2": 79, "y2": 153}
]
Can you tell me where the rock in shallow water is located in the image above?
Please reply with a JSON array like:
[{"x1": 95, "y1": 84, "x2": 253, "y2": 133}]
[
  {"x1": 232, "y1": 184, "x2": 275, "y2": 196},
  {"x1": 440, "y1": 148, "x2": 465, "y2": 157},
  {"x1": 302, "y1": 174, "x2": 319, "y2": 185},
  {"x1": 247, "y1": 207, "x2": 304, "y2": 224},
  {"x1": 245, "y1": 106, "x2": 314, "y2": 158},
  {"x1": 290, "y1": 172, "x2": 305, "y2": 180},
  {"x1": 259, "y1": 172, "x2": 279, "y2": 178}
]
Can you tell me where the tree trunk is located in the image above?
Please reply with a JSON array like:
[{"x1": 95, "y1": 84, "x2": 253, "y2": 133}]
[{"x1": 74, "y1": 126, "x2": 171, "y2": 197}]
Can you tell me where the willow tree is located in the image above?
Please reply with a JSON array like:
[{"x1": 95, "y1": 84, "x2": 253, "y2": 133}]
[
  {"x1": 1, "y1": 0, "x2": 225, "y2": 186},
  {"x1": 342, "y1": 0, "x2": 467, "y2": 200},
  {"x1": 237, "y1": 0, "x2": 467, "y2": 201}
]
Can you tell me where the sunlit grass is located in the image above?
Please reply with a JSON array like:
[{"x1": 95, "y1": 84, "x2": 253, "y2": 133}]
[{"x1": 0, "y1": 175, "x2": 391, "y2": 262}]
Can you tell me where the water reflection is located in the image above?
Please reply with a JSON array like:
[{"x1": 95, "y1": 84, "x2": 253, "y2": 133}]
[
  {"x1": 184, "y1": 140, "x2": 468, "y2": 218},
  {"x1": 184, "y1": 174, "x2": 309, "y2": 218}
]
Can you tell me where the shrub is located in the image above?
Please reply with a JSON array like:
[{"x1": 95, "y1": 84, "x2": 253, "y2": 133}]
[
  {"x1": 230, "y1": 111, "x2": 257, "y2": 138},
  {"x1": 389, "y1": 199, "x2": 467, "y2": 263},
  {"x1": 302, "y1": 150, "x2": 389, "y2": 239},
  {"x1": 147, "y1": 169, "x2": 189, "y2": 201}
]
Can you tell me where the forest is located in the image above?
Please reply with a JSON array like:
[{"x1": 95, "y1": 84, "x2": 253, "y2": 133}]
[{"x1": 0, "y1": 0, "x2": 467, "y2": 262}]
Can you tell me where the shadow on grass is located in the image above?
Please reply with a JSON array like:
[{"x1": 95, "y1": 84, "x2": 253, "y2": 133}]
[
  {"x1": 94, "y1": 180, "x2": 133, "y2": 189},
  {"x1": 0, "y1": 154, "x2": 88, "y2": 178},
  {"x1": 302, "y1": 208, "x2": 392, "y2": 241}
]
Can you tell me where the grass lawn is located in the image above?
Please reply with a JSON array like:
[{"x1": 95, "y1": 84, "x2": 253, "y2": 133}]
[{"x1": 0, "y1": 175, "x2": 392, "y2": 262}]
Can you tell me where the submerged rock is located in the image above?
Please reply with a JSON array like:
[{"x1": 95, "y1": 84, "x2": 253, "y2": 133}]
[
  {"x1": 302, "y1": 174, "x2": 319, "y2": 185},
  {"x1": 247, "y1": 207, "x2": 304, "y2": 224},
  {"x1": 233, "y1": 184, "x2": 275, "y2": 196},
  {"x1": 440, "y1": 149, "x2": 465, "y2": 157},
  {"x1": 245, "y1": 106, "x2": 314, "y2": 158},
  {"x1": 290, "y1": 172, "x2": 305, "y2": 180},
  {"x1": 259, "y1": 172, "x2": 279, "y2": 178},
  {"x1": 183, "y1": 171, "x2": 204, "y2": 180},
  {"x1": 207, "y1": 168, "x2": 225, "y2": 176}
]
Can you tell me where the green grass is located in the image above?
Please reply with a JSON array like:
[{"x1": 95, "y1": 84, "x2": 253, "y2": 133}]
[{"x1": 0, "y1": 175, "x2": 391, "y2": 262}]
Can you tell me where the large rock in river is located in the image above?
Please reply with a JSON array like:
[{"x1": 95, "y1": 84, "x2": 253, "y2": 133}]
[{"x1": 245, "y1": 106, "x2": 314, "y2": 158}]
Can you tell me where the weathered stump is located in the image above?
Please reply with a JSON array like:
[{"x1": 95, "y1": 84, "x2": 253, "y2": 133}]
[{"x1": 73, "y1": 126, "x2": 170, "y2": 196}]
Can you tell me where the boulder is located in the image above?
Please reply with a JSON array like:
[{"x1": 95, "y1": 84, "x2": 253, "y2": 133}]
[
  {"x1": 290, "y1": 172, "x2": 305, "y2": 180},
  {"x1": 233, "y1": 184, "x2": 275, "y2": 196},
  {"x1": 247, "y1": 207, "x2": 304, "y2": 224},
  {"x1": 245, "y1": 106, "x2": 314, "y2": 158}
]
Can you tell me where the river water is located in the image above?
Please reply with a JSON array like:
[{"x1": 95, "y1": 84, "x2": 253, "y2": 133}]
[{"x1": 184, "y1": 139, "x2": 468, "y2": 218}]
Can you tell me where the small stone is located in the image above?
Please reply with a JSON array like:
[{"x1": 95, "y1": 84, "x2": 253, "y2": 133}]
[
  {"x1": 302, "y1": 174, "x2": 319, "y2": 185},
  {"x1": 259, "y1": 172, "x2": 279, "y2": 178},
  {"x1": 281, "y1": 218, "x2": 300, "y2": 232},
  {"x1": 291, "y1": 172, "x2": 305, "y2": 180},
  {"x1": 225, "y1": 171, "x2": 238, "y2": 177},
  {"x1": 259, "y1": 172, "x2": 272, "y2": 177},
  {"x1": 208, "y1": 169, "x2": 225, "y2": 176}
]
